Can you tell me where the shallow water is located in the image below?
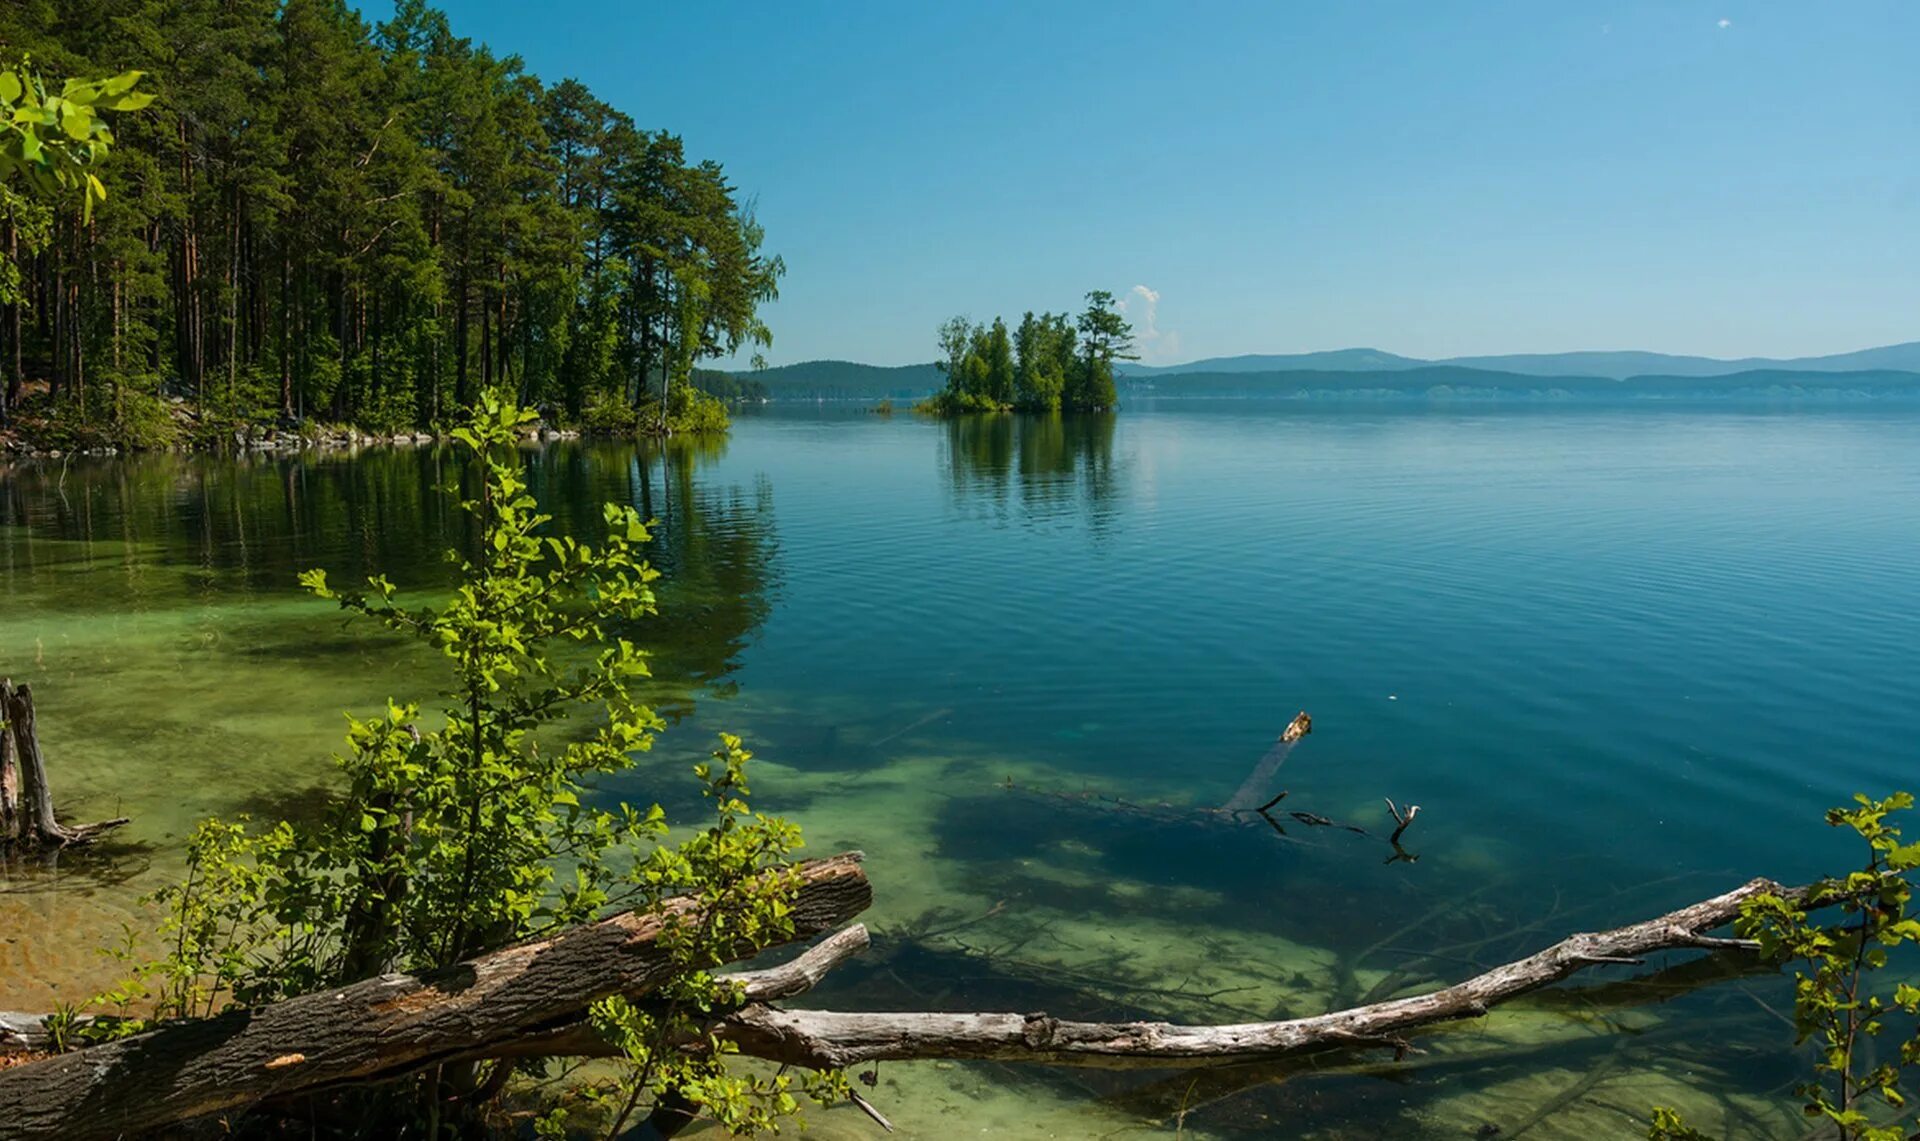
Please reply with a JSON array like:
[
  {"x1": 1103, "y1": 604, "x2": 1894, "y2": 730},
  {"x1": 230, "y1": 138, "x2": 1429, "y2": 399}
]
[{"x1": 4, "y1": 403, "x2": 1918, "y2": 1137}]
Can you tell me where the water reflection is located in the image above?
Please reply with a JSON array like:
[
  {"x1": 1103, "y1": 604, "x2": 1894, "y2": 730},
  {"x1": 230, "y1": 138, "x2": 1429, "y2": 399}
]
[
  {"x1": 940, "y1": 412, "x2": 1122, "y2": 528},
  {"x1": 0, "y1": 440, "x2": 779, "y2": 706}
]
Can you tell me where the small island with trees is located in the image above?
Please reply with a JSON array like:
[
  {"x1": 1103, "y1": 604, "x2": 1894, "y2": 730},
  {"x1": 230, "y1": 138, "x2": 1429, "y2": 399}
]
[{"x1": 919, "y1": 289, "x2": 1137, "y2": 414}]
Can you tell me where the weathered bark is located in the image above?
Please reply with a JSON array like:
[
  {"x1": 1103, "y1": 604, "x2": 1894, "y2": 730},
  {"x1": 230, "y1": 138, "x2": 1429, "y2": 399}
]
[
  {"x1": 0, "y1": 681, "x2": 128, "y2": 849},
  {"x1": 358, "y1": 875, "x2": 1797, "y2": 1078},
  {"x1": 0, "y1": 681, "x2": 18, "y2": 843},
  {"x1": 470, "y1": 923, "x2": 878, "y2": 1066},
  {"x1": 0, "y1": 871, "x2": 1808, "y2": 1140},
  {"x1": 0, "y1": 853, "x2": 871, "y2": 1141},
  {"x1": 711, "y1": 876, "x2": 1791, "y2": 1071}
]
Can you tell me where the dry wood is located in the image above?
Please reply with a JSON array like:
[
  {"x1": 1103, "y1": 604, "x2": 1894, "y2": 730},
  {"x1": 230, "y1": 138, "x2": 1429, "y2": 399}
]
[
  {"x1": 710, "y1": 876, "x2": 1789, "y2": 1071},
  {"x1": 1221, "y1": 711, "x2": 1312, "y2": 813},
  {"x1": 0, "y1": 681, "x2": 18, "y2": 843},
  {"x1": 0, "y1": 681, "x2": 128, "y2": 849},
  {"x1": 470, "y1": 923, "x2": 877, "y2": 1064},
  {"x1": 0, "y1": 853, "x2": 871, "y2": 1141}
]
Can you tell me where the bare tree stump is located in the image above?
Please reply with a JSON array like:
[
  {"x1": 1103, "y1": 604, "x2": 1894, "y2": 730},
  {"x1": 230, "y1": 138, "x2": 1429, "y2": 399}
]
[
  {"x1": 0, "y1": 680, "x2": 18, "y2": 844},
  {"x1": 0, "y1": 680, "x2": 128, "y2": 850}
]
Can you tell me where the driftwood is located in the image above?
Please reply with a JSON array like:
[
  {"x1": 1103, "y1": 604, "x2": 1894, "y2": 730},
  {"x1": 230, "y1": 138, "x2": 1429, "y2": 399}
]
[
  {"x1": 0, "y1": 680, "x2": 128, "y2": 849},
  {"x1": 704, "y1": 876, "x2": 1790, "y2": 1070},
  {"x1": 0, "y1": 853, "x2": 872, "y2": 1141}
]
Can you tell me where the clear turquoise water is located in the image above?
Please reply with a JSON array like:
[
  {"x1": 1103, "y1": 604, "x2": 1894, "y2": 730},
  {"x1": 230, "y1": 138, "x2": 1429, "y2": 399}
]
[{"x1": 4, "y1": 404, "x2": 1917, "y2": 1137}]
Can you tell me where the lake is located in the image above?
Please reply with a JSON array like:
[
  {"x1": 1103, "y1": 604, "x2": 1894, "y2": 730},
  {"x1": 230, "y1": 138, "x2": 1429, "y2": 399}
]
[{"x1": 4, "y1": 403, "x2": 1918, "y2": 1138}]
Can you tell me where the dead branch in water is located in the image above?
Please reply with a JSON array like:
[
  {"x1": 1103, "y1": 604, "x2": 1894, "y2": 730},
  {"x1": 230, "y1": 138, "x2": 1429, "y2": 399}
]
[
  {"x1": 705, "y1": 877, "x2": 1790, "y2": 1071},
  {"x1": 1221, "y1": 711, "x2": 1312, "y2": 812},
  {"x1": 0, "y1": 681, "x2": 128, "y2": 850}
]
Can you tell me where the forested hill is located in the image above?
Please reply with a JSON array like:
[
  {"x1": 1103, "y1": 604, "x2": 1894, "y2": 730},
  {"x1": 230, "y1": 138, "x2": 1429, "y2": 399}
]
[
  {"x1": 1, "y1": 1, "x2": 782, "y2": 439},
  {"x1": 1118, "y1": 341, "x2": 1920, "y2": 379},
  {"x1": 725, "y1": 360, "x2": 944, "y2": 400}
]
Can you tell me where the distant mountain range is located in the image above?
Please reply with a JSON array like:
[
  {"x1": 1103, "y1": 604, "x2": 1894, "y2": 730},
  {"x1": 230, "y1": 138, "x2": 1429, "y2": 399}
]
[
  {"x1": 1117, "y1": 341, "x2": 1920, "y2": 379},
  {"x1": 729, "y1": 342, "x2": 1920, "y2": 400},
  {"x1": 1130, "y1": 365, "x2": 1920, "y2": 400}
]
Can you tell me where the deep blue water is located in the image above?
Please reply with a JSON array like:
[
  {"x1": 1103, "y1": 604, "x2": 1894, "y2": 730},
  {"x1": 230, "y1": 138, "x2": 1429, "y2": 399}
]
[{"x1": 702, "y1": 404, "x2": 1917, "y2": 886}]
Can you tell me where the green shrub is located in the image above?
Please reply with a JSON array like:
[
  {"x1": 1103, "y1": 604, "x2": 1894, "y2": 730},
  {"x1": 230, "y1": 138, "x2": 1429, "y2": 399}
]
[
  {"x1": 98, "y1": 395, "x2": 828, "y2": 1132},
  {"x1": 580, "y1": 390, "x2": 640, "y2": 434},
  {"x1": 1652, "y1": 792, "x2": 1920, "y2": 1140}
]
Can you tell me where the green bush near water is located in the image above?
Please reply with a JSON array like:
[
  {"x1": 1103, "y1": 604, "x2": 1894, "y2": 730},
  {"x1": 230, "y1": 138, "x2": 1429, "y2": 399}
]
[
  {"x1": 76, "y1": 394, "x2": 836, "y2": 1134},
  {"x1": 1651, "y1": 792, "x2": 1920, "y2": 1140}
]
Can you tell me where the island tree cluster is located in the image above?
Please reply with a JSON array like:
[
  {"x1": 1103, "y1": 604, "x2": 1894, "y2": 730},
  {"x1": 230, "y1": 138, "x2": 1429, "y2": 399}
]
[
  {"x1": 927, "y1": 289, "x2": 1135, "y2": 413},
  {"x1": 0, "y1": 0, "x2": 782, "y2": 440}
]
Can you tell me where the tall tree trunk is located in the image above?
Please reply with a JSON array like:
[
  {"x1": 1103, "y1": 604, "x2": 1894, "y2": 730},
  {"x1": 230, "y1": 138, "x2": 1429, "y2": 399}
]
[
  {"x1": 227, "y1": 196, "x2": 240, "y2": 405},
  {"x1": 454, "y1": 267, "x2": 470, "y2": 409},
  {"x1": 278, "y1": 251, "x2": 293, "y2": 418},
  {"x1": 2, "y1": 212, "x2": 16, "y2": 424},
  {"x1": 479, "y1": 282, "x2": 492, "y2": 392}
]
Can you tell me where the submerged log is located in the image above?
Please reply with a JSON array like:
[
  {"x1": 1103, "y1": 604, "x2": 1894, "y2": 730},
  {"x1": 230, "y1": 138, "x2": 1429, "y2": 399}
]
[
  {"x1": 0, "y1": 853, "x2": 872, "y2": 1141},
  {"x1": 1221, "y1": 711, "x2": 1312, "y2": 813},
  {"x1": 0, "y1": 680, "x2": 128, "y2": 849}
]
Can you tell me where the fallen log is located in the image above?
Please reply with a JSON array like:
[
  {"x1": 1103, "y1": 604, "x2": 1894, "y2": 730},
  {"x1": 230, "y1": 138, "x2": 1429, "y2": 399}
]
[
  {"x1": 711, "y1": 875, "x2": 1791, "y2": 1070},
  {"x1": 0, "y1": 871, "x2": 1810, "y2": 1140},
  {"x1": 0, "y1": 852, "x2": 871, "y2": 1141},
  {"x1": 329, "y1": 875, "x2": 1800, "y2": 1078},
  {"x1": 0, "y1": 680, "x2": 128, "y2": 849}
]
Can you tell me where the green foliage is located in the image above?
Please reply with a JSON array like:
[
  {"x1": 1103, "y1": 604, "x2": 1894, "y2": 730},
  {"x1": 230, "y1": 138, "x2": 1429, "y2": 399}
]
[
  {"x1": 103, "y1": 395, "x2": 827, "y2": 1131},
  {"x1": 22, "y1": 383, "x2": 183, "y2": 450},
  {"x1": 1645, "y1": 1106, "x2": 1712, "y2": 1140},
  {"x1": 1652, "y1": 792, "x2": 1920, "y2": 1141},
  {"x1": 3, "y1": 6, "x2": 778, "y2": 441},
  {"x1": 553, "y1": 734, "x2": 847, "y2": 1136},
  {"x1": 0, "y1": 62, "x2": 150, "y2": 219},
  {"x1": 0, "y1": 185, "x2": 50, "y2": 308},
  {"x1": 1070, "y1": 290, "x2": 1134, "y2": 411},
  {"x1": 930, "y1": 292, "x2": 1131, "y2": 415},
  {"x1": 581, "y1": 384, "x2": 729, "y2": 435},
  {"x1": 660, "y1": 384, "x2": 731, "y2": 435},
  {"x1": 579, "y1": 389, "x2": 641, "y2": 434}
]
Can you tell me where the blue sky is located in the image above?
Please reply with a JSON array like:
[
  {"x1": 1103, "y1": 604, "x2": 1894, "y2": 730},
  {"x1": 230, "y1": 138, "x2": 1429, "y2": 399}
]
[{"x1": 425, "y1": 1, "x2": 1918, "y2": 367}]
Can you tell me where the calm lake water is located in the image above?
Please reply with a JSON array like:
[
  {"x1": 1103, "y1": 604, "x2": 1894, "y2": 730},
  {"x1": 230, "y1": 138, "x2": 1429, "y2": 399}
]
[{"x1": 4, "y1": 403, "x2": 1918, "y2": 1138}]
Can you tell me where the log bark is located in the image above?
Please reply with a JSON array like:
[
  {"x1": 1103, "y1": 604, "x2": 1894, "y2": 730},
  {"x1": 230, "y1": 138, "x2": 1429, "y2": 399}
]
[
  {"x1": 0, "y1": 853, "x2": 871, "y2": 1141},
  {"x1": 0, "y1": 870, "x2": 1808, "y2": 1140},
  {"x1": 0, "y1": 681, "x2": 128, "y2": 849},
  {"x1": 0, "y1": 681, "x2": 18, "y2": 843}
]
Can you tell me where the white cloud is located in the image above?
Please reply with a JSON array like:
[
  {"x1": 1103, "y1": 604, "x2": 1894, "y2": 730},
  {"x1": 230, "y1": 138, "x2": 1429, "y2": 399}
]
[
  {"x1": 1118, "y1": 284, "x2": 1181, "y2": 363},
  {"x1": 1718, "y1": 17, "x2": 1732, "y2": 28}
]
